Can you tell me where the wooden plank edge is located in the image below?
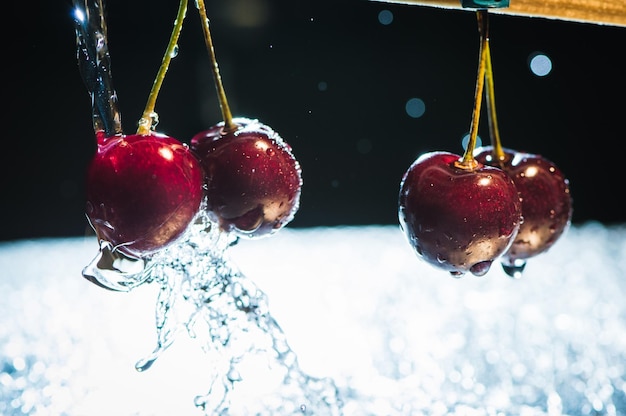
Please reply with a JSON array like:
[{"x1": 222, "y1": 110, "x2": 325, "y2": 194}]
[{"x1": 368, "y1": 0, "x2": 626, "y2": 27}]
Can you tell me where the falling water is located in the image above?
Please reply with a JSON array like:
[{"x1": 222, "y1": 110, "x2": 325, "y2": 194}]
[
  {"x1": 83, "y1": 210, "x2": 343, "y2": 415},
  {"x1": 73, "y1": 0, "x2": 121, "y2": 138}
]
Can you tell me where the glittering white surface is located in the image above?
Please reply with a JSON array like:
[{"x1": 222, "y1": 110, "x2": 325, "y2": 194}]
[{"x1": 1, "y1": 223, "x2": 625, "y2": 415}]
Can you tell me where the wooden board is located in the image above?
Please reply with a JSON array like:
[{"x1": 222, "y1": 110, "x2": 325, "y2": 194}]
[{"x1": 369, "y1": 0, "x2": 626, "y2": 27}]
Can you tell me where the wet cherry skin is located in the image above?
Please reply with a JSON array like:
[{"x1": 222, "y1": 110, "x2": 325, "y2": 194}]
[
  {"x1": 190, "y1": 117, "x2": 302, "y2": 238},
  {"x1": 86, "y1": 131, "x2": 204, "y2": 258},
  {"x1": 398, "y1": 151, "x2": 522, "y2": 277},
  {"x1": 474, "y1": 146, "x2": 573, "y2": 272}
]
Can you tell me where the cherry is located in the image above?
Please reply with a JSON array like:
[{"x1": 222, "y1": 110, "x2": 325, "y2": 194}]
[
  {"x1": 398, "y1": 12, "x2": 523, "y2": 277},
  {"x1": 474, "y1": 146, "x2": 572, "y2": 274},
  {"x1": 191, "y1": 117, "x2": 302, "y2": 238},
  {"x1": 189, "y1": 3, "x2": 301, "y2": 238},
  {"x1": 398, "y1": 151, "x2": 522, "y2": 277},
  {"x1": 86, "y1": 131, "x2": 204, "y2": 258},
  {"x1": 78, "y1": 0, "x2": 203, "y2": 259}
]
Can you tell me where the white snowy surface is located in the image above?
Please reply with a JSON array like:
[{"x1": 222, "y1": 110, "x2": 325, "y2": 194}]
[{"x1": 1, "y1": 223, "x2": 625, "y2": 415}]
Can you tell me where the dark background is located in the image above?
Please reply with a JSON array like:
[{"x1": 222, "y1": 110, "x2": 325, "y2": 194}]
[{"x1": 5, "y1": 0, "x2": 626, "y2": 242}]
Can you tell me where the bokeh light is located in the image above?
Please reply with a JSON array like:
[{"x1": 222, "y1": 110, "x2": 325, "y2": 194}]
[
  {"x1": 405, "y1": 97, "x2": 426, "y2": 118},
  {"x1": 462, "y1": 133, "x2": 483, "y2": 150},
  {"x1": 529, "y1": 52, "x2": 553, "y2": 76},
  {"x1": 378, "y1": 9, "x2": 394, "y2": 25}
]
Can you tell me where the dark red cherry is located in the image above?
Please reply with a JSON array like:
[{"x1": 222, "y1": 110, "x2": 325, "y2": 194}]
[
  {"x1": 474, "y1": 146, "x2": 573, "y2": 274},
  {"x1": 398, "y1": 151, "x2": 522, "y2": 277},
  {"x1": 190, "y1": 117, "x2": 302, "y2": 238},
  {"x1": 86, "y1": 131, "x2": 204, "y2": 258}
]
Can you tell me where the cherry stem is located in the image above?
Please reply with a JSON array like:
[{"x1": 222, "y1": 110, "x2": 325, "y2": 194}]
[
  {"x1": 458, "y1": 9, "x2": 490, "y2": 170},
  {"x1": 484, "y1": 36, "x2": 506, "y2": 162},
  {"x1": 195, "y1": 0, "x2": 236, "y2": 133},
  {"x1": 136, "y1": 0, "x2": 188, "y2": 135}
]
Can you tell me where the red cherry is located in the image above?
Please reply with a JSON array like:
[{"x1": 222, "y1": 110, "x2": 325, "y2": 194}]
[
  {"x1": 474, "y1": 146, "x2": 573, "y2": 275},
  {"x1": 398, "y1": 151, "x2": 522, "y2": 277},
  {"x1": 190, "y1": 117, "x2": 302, "y2": 238},
  {"x1": 86, "y1": 131, "x2": 204, "y2": 258}
]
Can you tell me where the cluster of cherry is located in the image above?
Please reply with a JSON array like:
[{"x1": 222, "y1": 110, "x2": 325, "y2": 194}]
[
  {"x1": 398, "y1": 10, "x2": 572, "y2": 278},
  {"x1": 398, "y1": 147, "x2": 572, "y2": 278},
  {"x1": 82, "y1": 0, "x2": 301, "y2": 260},
  {"x1": 86, "y1": 117, "x2": 302, "y2": 259}
]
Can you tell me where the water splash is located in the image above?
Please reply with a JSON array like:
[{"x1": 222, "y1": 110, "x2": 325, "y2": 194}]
[{"x1": 83, "y1": 209, "x2": 343, "y2": 415}]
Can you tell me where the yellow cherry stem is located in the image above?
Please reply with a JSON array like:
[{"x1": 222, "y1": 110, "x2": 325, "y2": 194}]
[
  {"x1": 195, "y1": 0, "x2": 236, "y2": 133},
  {"x1": 457, "y1": 9, "x2": 490, "y2": 170},
  {"x1": 484, "y1": 36, "x2": 506, "y2": 162},
  {"x1": 136, "y1": 0, "x2": 188, "y2": 135}
]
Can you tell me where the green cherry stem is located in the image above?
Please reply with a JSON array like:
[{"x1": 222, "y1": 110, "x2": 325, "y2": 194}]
[
  {"x1": 136, "y1": 0, "x2": 188, "y2": 135},
  {"x1": 484, "y1": 36, "x2": 506, "y2": 162},
  {"x1": 457, "y1": 9, "x2": 490, "y2": 170},
  {"x1": 195, "y1": 0, "x2": 236, "y2": 133}
]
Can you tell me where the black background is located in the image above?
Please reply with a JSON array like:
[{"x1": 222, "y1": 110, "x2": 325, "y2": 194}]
[{"x1": 5, "y1": 0, "x2": 626, "y2": 242}]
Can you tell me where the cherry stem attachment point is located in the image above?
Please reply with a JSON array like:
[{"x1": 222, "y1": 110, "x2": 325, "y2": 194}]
[
  {"x1": 137, "y1": 0, "x2": 188, "y2": 135},
  {"x1": 195, "y1": 0, "x2": 236, "y2": 133},
  {"x1": 484, "y1": 36, "x2": 506, "y2": 162},
  {"x1": 458, "y1": 9, "x2": 490, "y2": 170}
]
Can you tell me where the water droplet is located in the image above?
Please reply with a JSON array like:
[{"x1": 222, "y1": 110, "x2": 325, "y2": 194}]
[
  {"x1": 95, "y1": 33, "x2": 105, "y2": 53},
  {"x1": 135, "y1": 350, "x2": 160, "y2": 372},
  {"x1": 470, "y1": 260, "x2": 492, "y2": 276},
  {"x1": 169, "y1": 44, "x2": 179, "y2": 58},
  {"x1": 501, "y1": 258, "x2": 526, "y2": 279},
  {"x1": 227, "y1": 368, "x2": 242, "y2": 382}
]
